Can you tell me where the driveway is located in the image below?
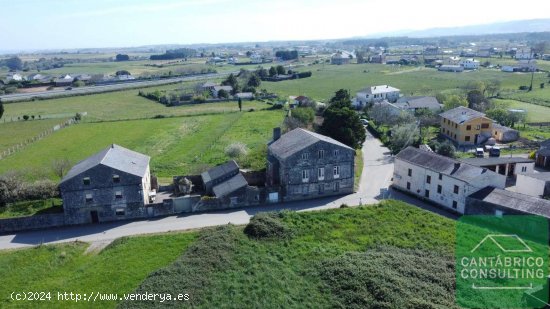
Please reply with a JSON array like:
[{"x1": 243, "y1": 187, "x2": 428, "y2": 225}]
[{"x1": 0, "y1": 131, "x2": 450, "y2": 250}]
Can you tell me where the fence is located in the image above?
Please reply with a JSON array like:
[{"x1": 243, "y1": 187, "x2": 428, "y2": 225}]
[{"x1": 0, "y1": 118, "x2": 76, "y2": 160}]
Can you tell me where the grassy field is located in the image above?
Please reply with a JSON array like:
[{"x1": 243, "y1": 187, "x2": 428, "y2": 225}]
[
  {"x1": 0, "y1": 118, "x2": 68, "y2": 153},
  {"x1": 0, "y1": 232, "x2": 197, "y2": 308},
  {"x1": 493, "y1": 98, "x2": 550, "y2": 122},
  {"x1": 0, "y1": 199, "x2": 62, "y2": 219},
  {"x1": 0, "y1": 109, "x2": 285, "y2": 180},
  {"x1": 262, "y1": 63, "x2": 549, "y2": 103}
]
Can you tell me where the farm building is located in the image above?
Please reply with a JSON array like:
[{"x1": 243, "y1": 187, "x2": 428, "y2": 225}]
[
  {"x1": 235, "y1": 92, "x2": 254, "y2": 100},
  {"x1": 354, "y1": 85, "x2": 400, "y2": 107},
  {"x1": 492, "y1": 123, "x2": 519, "y2": 142},
  {"x1": 331, "y1": 51, "x2": 353, "y2": 65},
  {"x1": 392, "y1": 147, "x2": 506, "y2": 214},
  {"x1": 394, "y1": 96, "x2": 442, "y2": 113},
  {"x1": 466, "y1": 187, "x2": 550, "y2": 218},
  {"x1": 438, "y1": 65, "x2": 464, "y2": 72},
  {"x1": 59, "y1": 144, "x2": 153, "y2": 224},
  {"x1": 266, "y1": 128, "x2": 355, "y2": 203},
  {"x1": 439, "y1": 106, "x2": 493, "y2": 146},
  {"x1": 459, "y1": 157, "x2": 534, "y2": 178},
  {"x1": 515, "y1": 173, "x2": 550, "y2": 198},
  {"x1": 54, "y1": 75, "x2": 74, "y2": 86},
  {"x1": 212, "y1": 85, "x2": 233, "y2": 98},
  {"x1": 535, "y1": 139, "x2": 550, "y2": 170},
  {"x1": 459, "y1": 58, "x2": 480, "y2": 70}
]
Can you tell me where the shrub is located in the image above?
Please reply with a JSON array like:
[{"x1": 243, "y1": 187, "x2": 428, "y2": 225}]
[
  {"x1": 529, "y1": 151, "x2": 536, "y2": 159},
  {"x1": 22, "y1": 115, "x2": 29, "y2": 121},
  {"x1": 225, "y1": 142, "x2": 249, "y2": 158},
  {"x1": 243, "y1": 212, "x2": 293, "y2": 240}
]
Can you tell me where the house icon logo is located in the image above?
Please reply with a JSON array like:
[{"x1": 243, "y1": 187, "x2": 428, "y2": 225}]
[{"x1": 471, "y1": 234, "x2": 532, "y2": 254}]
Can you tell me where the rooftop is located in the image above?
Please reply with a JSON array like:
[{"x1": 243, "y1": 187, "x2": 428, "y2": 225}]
[
  {"x1": 61, "y1": 144, "x2": 150, "y2": 184},
  {"x1": 460, "y1": 157, "x2": 534, "y2": 166},
  {"x1": 201, "y1": 160, "x2": 239, "y2": 184},
  {"x1": 212, "y1": 173, "x2": 248, "y2": 198},
  {"x1": 358, "y1": 85, "x2": 400, "y2": 95},
  {"x1": 439, "y1": 106, "x2": 486, "y2": 124},
  {"x1": 469, "y1": 187, "x2": 550, "y2": 219},
  {"x1": 519, "y1": 172, "x2": 550, "y2": 182},
  {"x1": 396, "y1": 146, "x2": 497, "y2": 183},
  {"x1": 269, "y1": 128, "x2": 353, "y2": 160},
  {"x1": 395, "y1": 96, "x2": 441, "y2": 110}
]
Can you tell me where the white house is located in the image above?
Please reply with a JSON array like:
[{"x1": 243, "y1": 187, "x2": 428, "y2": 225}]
[
  {"x1": 515, "y1": 173, "x2": 550, "y2": 198},
  {"x1": 515, "y1": 50, "x2": 532, "y2": 60},
  {"x1": 353, "y1": 85, "x2": 400, "y2": 108},
  {"x1": 5, "y1": 72, "x2": 23, "y2": 82},
  {"x1": 459, "y1": 58, "x2": 480, "y2": 70},
  {"x1": 250, "y1": 54, "x2": 263, "y2": 64},
  {"x1": 393, "y1": 147, "x2": 506, "y2": 213}
]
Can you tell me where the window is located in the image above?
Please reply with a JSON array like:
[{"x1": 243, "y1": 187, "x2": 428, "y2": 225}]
[
  {"x1": 113, "y1": 175, "x2": 120, "y2": 183},
  {"x1": 83, "y1": 177, "x2": 91, "y2": 185},
  {"x1": 437, "y1": 185, "x2": 442, "y2": 194},
  {"x1": 318, "y1": 150, "x2": 325, "y2": 159},
  {"x1": 426, "y1": 175, "x2": 431, "y2": 184},
  {"x1": 406, "y1": 182, "x2": 411, "y2": 190},
  {"x1": 452, "y1": 201, "x2": 458, "y2": 209},
  {"x1": 481, "y1": 123, "x2": 489, "y2": 129},
  {"x1": 476, "y1": 125, "x2": 481, "y2": 130},
  {"x1": 454, "y1": 185, "x2": 459, "y2": 194},
  {"x1": 465, "y1": 136, "x2": 471, "y2": 142},
  {"x1": 301, "y1": 153, "x2": 309, "y2": 160},
  {"x1": 115, "y1": 191, "x2": 123, "y2": 199},
  {"x1": 334, "y1": 182, "x2": 340, "y2": 192},
  {"x1": 466, "y1": 125, "x2": 471, "y2": 131},
  {"x1": 318, "y1": 167, "x2": 325, "y2": 180},
  {"x1": 116, "y1": 209, "x2": 125, "y2": 216},
  {"x1": 454, "y1": 123, "x2": 457, "y2": 129},
  {"x1": 333, "y1": 149, "x2": 340, "y2": 157},
  {"x1": 302, "y1": 170, "x2": 310, "y2": 183},
  {"x1": 495, "y1": 210, "x2": 503, "y2": 218},
  {"x1": 85, "y1": 193, "x2": 93, "y2": 202},
  {"x1": 424, "y1": 190, "x2": 430, "y2": 198},
  {"x1": 333, "y1": 166, "x2": 340, "y2": 179},
  {"x1": 408, "y1": 168, "x2": 412, "y2": 177},
  {"x1": 318, "y1": 184, "x2": 324, "y2": 194},
  {"x1": 439, "y1": 173, "x2": 442, "y2": 180},
  {"x1": 521, "y1": 166, "x2": 527, "y2": 172}
]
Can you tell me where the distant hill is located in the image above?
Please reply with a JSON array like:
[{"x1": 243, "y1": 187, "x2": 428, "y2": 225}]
[{"x1": 369, "y1": 18, "x2": 550, "y2": 38}]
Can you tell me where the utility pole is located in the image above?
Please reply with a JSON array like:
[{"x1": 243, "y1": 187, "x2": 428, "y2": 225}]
[{"x1": 529, "y1": 69, "x2": 535, "y2": 91}]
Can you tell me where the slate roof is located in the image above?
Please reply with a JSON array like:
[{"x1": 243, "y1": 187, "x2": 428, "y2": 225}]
[
  {"x1": 492, "y1": 123, "x2": 517, "y2": 132},
  {"x1": 201, "y1": 160, "x2": 239, "y2": 184},
  {"x1": 202, "y1": 81, "x2": 217, "y2": 88},
  {"x1": 519, "y1": 172, "x2": 550, "y2": 182},
  {"x1": 395, "y1": 96, "x2": 441, "y2": 109},
  {"x1": 358, "y1": 85, "x2": 400, "y2": 95},
  {"x1": 213, "y1": 85, "x2": 233, "y2": 92},
  {"x1": 540, "y1": 139, "x2": 550, "y2": 149},
  {"x1": 439, "y1": 106, "x2": 486, "y2": 124},
  {"x1": 269, "y1": 128, "x2": 353, "y2": 160},
  {"x1": 469, "y1": 187, "x2": 550, "y2": 218},
  {"x1": 538, "y1": 148, "x2": 550, "y2": 157},
  {"x1": 61, "y1": 144, "x2": 150, "y2": 184},
  {"x1": 212, "y1": 173, "x2": 248, "y2": 198},
  {"x1": 460, "y1": 157, "x2": 534, "y2": 166},
  {"x1": 396, "y1": 146, "x2": 495, "y2": 183}
]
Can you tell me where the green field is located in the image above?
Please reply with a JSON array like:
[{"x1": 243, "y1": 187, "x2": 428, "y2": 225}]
[
  {"x1": 0, "y1": 201, "x2": 458, "y2": 308},
  {"x1": 0, "y1": 118, "x2": 68, "y2": 153},
  {"x1": 0, "y1": 232, "x2": 197, "y2": 308},
  {"x1": 0, "y1": 109, "x2": 284, "y2": 180},
  {"x1": 493, "y1": 98, "x2": 550, "y2": 122}
]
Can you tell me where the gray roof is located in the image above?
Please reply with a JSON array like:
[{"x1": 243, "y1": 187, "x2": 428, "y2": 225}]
[
  {"x1": 537, "y1": 148, "x2": 550, "y2": 157},
  {"x1": 395, "y1": 96, "x2": 441, "y2": 109},
  {"x1": 202, "y1": 81, "x2": 217, "y2": 87},
  {"x1": 439, "y1": 106, "x2": 486, "y2": 124},
  {"x1": 357, "y1": 85, "x2": 400, "y2": 95},
  {"x1": 213, "y1": 85, "x2": 233, "y2": 92},
  {"x1": 519, "y1": 172, "x2": 550, "y2": 182},
  {"x1": 540, "y1": 139, "x2": 550, "y2": 149},
  {"x1": 269, "y1": 128, "x2": 353, "y2": 160},
  {"x1": 396, "y1": 146, "x2": 496, "y2": 183},
  {"x1": 469, "y1": 187, "x2": 550, "y2": 218},
  {"x1": 61, "y1": 144, "x2": 150, "y2": 184},
  {"x1": 460, "y1": 157, "x2": 534, "y2": 166},
  {"x1": 492, "y1": 123, "x2": 517, "y2": 133},
  {"x1": 212, "y1": 173, "x2": 248, "y2": 198},
  {"x1": 201, "y1": 160, "x2": 239, "y2": 184}
]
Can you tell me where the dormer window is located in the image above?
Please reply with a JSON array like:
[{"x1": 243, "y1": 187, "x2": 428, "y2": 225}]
[
  {"x1": 83, "y1": 177, "x2": 91, "y2": 185},
  {"x1": 113, "y1": 175, "x2": 120, "y2": 183}
]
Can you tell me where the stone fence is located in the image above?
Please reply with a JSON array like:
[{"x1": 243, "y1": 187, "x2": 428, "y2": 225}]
[{"x1": 0, "y1": 213, "x2": 66, "y2": 234}]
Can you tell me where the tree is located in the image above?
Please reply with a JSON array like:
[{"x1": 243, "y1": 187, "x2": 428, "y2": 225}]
[
  {"x1": 217, "y1": 89, "x2": 229, "y2": 99},
  {"x1": 269, "y1": 66, "x2": 277, "y2": 77},
  {"x1": 436, "y1": 140, "x2": 456, "y2": 158},
  {"x1": 52, "y1": 159, "x2": 72, "y2": 178},
  {"x1": 486, "y1": 109, "x2": 509, "y2": 126},
  {"x1": 257, "y1": 68, "x2": 268, "y2": 79},
  {"x1": 319, "y1": 90, "x2": 366, "y2": 149},
  {"x1": 23, "y1": 115, "x2": 29, "y2": 121},
  {"x1": 115, "y1": 70, "x2": 131, "y2": 76},
  {"x1": 247, "y1": 74, "x2": 261, "y2": 88},
  {"x1": 276, "y1": 65, "x2": 286, "y2": 75},
  {"x1": 390, "y1": 123, "x2": 420, "y2": 154},
  {"x1": 115, "y1": 54, "x2": 130, "y2": 61},
  {"x1": 467, "y1": 90, "x2": 491, "y2": 112},
  {"x1": 290, "y1": 107, "x2": 315, "y2": 126},
  {"x1": 443, "y1": 95, "x2": 468, "y2": 110},
  {"x1": 485, "y1": 80, "x2": 501, "y2": 98},
  {"x1": 238, "y1": 97, "x2": 242, "y2": 111},
  {"x1": 369, "y1": 105, "x2": 399, "y2": 126},
  {"x1": 221, "y1": 73, "x2": 239, "y2": 94},
  {"x1": 0, "y1": 101, "x2": 4, "y2": 121},
  {"x1": 6, "y1": 57, "x2": 23, "y2": 71}
]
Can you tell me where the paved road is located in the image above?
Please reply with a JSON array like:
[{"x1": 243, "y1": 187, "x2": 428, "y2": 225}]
[
  {"x1": 0, "y1": 73, "x2": 233, "y2": 102},
  {"x1": 0, "y1": 131, "x2": 449, "y2": 250}
]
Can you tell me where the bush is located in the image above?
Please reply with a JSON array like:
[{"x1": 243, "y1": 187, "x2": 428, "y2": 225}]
[
  {"x1": 529, "y1": 151, "x2": 536, "y2": 159},
  {"x1": 243, "y1": 212, "x2": 293, "y2": 240},
  {"x1": 224, "y1": 142, "x2": 249, "y2": 158},
  {"x1": 73, "y1": 80, "x2": 85, "y2": 87}
]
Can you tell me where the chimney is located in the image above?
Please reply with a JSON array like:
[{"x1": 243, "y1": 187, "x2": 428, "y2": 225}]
[{"x1": 273, "y1": 127, "x2": 281, "y2": 142}]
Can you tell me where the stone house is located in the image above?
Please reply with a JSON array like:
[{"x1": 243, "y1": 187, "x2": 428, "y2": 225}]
[
  {"x1": 515, "y1": 173, "x2": 550, "y2": 198},
  {"x1": 535, "y1": 139, "x2": 550, "y2": 170},
  {"x1": 393, "y1": 147, "x2": 506, "y2": 213},
  {"x1": 266, "y1": 128, "x2": 355, "y2": 203},
  {"x1": 492, "y1": 123, "x2": 519, "y2": 143},
  {"x1": 439, "y1": 106, "x2": 493, "y2": 146},
  {"x1": 59, "y1": 144, "x2": 152, "y2": 224}
]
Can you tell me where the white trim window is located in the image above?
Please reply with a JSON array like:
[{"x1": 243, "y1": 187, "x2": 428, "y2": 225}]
[
  {"x1": 115, "y1": 191, "x2": 123, "y2": 199},
  {"x1": 85, "y1": 193, "x2": 93, "y2": 202},
  {"x1": 318, "y1": 150, "x2": 325, "y2": 159},
  {"x1": 318, "y1": 167, "x2": 325, "y2": 180},
  {"x1": 333, "y1": 166, "x2": 340, "y2": 179},
  {"x1": 301, "y1": 152, "x2": 309, "y2": 160},
  {"x1": 302, "y1": 170, "x2": 310, "y2": 183}
]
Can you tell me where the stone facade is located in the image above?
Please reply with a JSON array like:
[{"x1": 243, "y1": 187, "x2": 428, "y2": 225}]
[{"x1": 0, "y1": 213, "x2": 66, "y2": 234}]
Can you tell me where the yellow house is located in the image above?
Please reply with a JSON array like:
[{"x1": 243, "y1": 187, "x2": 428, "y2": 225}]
[{"x1": 439, "y1": 106, "x2": 493, "y2": 145}]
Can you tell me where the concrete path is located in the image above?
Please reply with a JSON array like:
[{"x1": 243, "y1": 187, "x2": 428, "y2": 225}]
[{"x1": 0, "y1": 131, "x2": 449, "y2": 250}]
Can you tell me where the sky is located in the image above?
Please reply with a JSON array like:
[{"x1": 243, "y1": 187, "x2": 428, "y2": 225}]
[{"x1": 1, "y1": 0, "x2": 550, "y2": 51}]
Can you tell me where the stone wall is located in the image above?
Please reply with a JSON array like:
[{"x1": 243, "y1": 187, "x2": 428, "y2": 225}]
[
  {"x1": 241, "y1": 170, "x2": 266, "y2": 187},
  {"x1": 0, "y1": 213, "x2": 66, "y2": 234}
]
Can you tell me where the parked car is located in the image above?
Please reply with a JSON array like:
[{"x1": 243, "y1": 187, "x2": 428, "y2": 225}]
[
  {"x1": 489, "y1": 146, "x2": 500, "y2": 157},
  {"x1": 475, "y1": 148, "x2": 484, "y2": 158},
  {"x1": 360, "y1": 119, "x2": 369, "y2": 125}
]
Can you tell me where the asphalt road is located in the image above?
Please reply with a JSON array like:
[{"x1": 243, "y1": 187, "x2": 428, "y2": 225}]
[{"x1": 0, "y1": 131, "x2": 450, "y2": 250}]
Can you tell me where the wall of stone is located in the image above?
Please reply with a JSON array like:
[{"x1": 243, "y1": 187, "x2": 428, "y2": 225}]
[{"x1": 0, "y1": 213, "x2": 66, "y2": 234}]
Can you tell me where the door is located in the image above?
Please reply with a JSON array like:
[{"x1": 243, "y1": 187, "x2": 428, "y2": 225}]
[{"x1": 90, "y1": 211, "x2": 99, "y2": 223}]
